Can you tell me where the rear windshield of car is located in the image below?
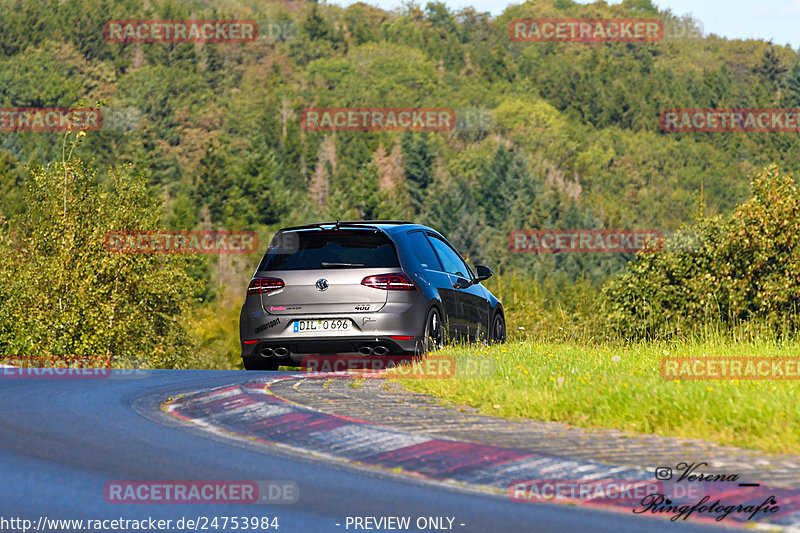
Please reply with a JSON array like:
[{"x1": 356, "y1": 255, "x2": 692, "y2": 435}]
[{"x1": 258, "y1": 230, "x2": 400, "y2": 271}]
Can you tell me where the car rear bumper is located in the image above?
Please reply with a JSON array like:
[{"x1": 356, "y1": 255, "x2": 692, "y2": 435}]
[
  {"x1": 242, "y1": 335, "x2": 422, "y2": 360},
  {"x1": 241, "y1": 297, "x2": 430, "y2": 358}
]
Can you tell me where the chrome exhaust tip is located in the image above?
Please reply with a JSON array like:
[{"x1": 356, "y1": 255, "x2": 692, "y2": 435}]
[
  {"x1": 358, "y1": 346, "x2": 374, "y2": 356},
  {"x1": 373, "y1": 345, "x2": 389, "y2": 356},
  {"x1": 259, "y1": 347, "x2": 274, "y2": 358},
  {"x1": 273, "y1": 346, "x2": 290, "y2": 357}
]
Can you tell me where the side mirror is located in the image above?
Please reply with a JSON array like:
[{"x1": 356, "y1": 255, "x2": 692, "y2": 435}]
[{"x1": 475, "y1": 265, "x2": 493, "y2": 282}]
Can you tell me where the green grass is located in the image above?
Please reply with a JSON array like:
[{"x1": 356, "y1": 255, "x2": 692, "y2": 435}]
[{"x1": 395, "y1": 338, "x2": 800, "y2": 455}]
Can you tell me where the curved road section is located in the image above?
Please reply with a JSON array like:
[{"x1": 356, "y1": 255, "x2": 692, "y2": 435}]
[{"x1": 0, "y1": 369, "x2": 735, "y2": 532}]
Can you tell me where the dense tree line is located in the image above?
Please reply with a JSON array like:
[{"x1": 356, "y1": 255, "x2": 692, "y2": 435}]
[{"x1": 1, "y1": 0, "x2": 800, "y2": 355}]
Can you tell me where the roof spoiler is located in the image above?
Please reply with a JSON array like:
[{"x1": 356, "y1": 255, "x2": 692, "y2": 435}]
[{"x1": 281, "y1": 220, "x2": 413, "y2": 231}]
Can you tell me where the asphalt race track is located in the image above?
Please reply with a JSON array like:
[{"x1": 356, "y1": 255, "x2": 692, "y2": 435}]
[{"x1": 0, "y1": 370, "x2": 733, "y2": 533}]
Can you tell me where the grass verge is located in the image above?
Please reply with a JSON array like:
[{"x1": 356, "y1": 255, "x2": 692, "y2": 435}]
[{"x1": 393, "y1": 338, "x2": 800, "y2": 455}]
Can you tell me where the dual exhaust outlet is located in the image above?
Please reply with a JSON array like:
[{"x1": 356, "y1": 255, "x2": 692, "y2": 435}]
[
  {"x1": 260, "y1": 346, "x2": 289, "y2": 358},
  {"x1": 359, "y1": 345, "x2": 389, "y2": 356},
  {"x1": 259, "y1": 345, "x2": 390, "y2": 358}
]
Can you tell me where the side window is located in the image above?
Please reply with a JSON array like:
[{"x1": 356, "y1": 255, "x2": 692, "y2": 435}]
[
  {"x1": 406, "y1": 231, "x2": 442, "y2": 270},
  {"x1": 427, "y1": 234, "x2": 470, "y2": 278}
]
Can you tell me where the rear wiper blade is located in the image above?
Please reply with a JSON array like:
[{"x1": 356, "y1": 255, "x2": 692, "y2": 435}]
[{"x1": 320, "y1": 262, "x2": 365, "y2": 268}]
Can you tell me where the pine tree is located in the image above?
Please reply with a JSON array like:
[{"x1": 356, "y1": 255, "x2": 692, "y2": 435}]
[
  {"x1": 310, "y1": 136, "x2": 336, "y2": 207},
  {"x1": 782, "y1": 63, "x2": 800, "y2": 107},
  {"x1": 754, "y1": 46, "x2": 788, "y2": 94},
  {"x1": 401, "y1": 132, "x2": 435, "y2": 213},
  {"x1": 194, "y1": 143, "x2": 230, "y2": 224},
  {"x1": 373, "y1": 141, "x2": 405, "y2": 191},
  {"x1": 302, "y1": 2, "x2": 343, "y2": 48},
  {"x1": 477, "y1": 145, "x2": 512, "y2": 227}
]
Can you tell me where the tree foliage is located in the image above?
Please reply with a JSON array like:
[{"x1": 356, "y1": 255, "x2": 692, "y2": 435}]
[
  {"x1": 0, "y1": 151, "x2": 200, "y2": 367},
  {"x1": 603, "y1": 166, "x2": 800, "y2": 338},
  {"x1": 1, "y1": 0, "x2": 800, "y2": 353}
]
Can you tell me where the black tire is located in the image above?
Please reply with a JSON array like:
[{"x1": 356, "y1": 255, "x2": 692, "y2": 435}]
[
  {"x1": 422, "y1": 307, "x2": 445, "y2": 354},
  {"x1": 242, "y1": 356, "x2": 281, "y2": 371},
  {"x1": 489, "y1": 312, "x2": 506, "y2": 344}
]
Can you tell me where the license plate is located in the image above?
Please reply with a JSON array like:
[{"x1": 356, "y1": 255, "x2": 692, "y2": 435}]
[{"x1": 293, "y1": 319, "x2": 351, "y2": 333}]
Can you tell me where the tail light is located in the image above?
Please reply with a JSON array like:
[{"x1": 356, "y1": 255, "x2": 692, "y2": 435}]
[
  {"x1": 361, "y1": 273, "x2": 416, "y2": 291},
  {"x1": 248, "y1": 277, "x2": 285, "y2": 295}
]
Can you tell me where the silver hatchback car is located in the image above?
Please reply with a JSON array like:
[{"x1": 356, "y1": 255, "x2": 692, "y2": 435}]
[{"x1": 240, "y1": 221, "x2": 505, "y2": 370}]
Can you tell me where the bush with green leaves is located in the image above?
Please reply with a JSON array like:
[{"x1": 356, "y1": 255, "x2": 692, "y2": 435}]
[
  {"x1": 602, "y1": 165, "x2": 800, "y2": 338},
  {"x1": 0, "y1": 155, "x2": 201, "y2": 368}
]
